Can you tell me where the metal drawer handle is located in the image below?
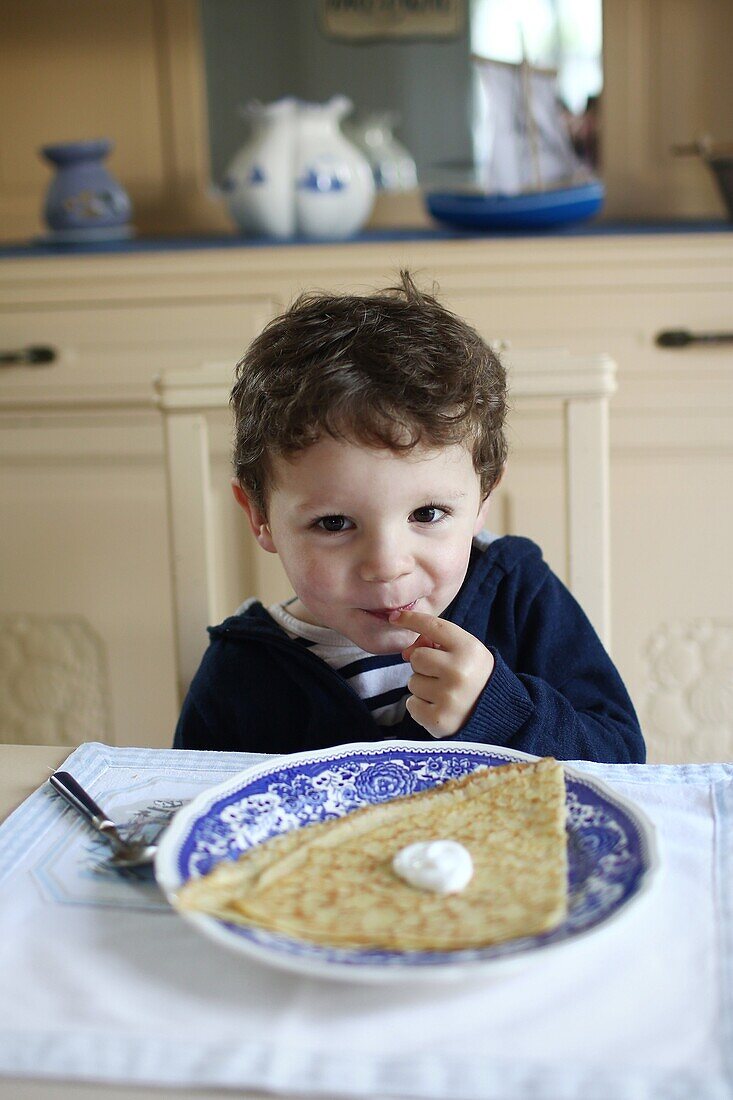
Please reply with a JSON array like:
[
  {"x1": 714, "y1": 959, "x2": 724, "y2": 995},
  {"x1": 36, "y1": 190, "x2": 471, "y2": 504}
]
[
  {"x1": 0, "y1": 345, "x2": 57, "y2": 366},
  {"x1": 656, "y1": 329, "x2": 733, "y2": 348}
]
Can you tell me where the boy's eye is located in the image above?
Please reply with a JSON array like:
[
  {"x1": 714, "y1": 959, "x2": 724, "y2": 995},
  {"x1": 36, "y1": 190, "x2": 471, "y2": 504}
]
[
  {"x1": 316, "y1": 515, "x2": 353, "y2": 532},
  {"x1": 411, "y1": 505, "x2": 446, "y2": 524}
]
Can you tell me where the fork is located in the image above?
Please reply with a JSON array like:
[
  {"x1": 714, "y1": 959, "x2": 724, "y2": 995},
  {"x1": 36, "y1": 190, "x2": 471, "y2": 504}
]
[{"x1": 48, "y1": 771, "x2": 158, "y2": 868}]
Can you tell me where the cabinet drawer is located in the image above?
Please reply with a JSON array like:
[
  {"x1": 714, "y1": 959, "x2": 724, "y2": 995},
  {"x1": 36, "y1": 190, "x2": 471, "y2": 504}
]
[
  {"x1": 449, "y1": 284, "x2": 733, "y2": 449},
  {"x1": 0, "y1": 297, "x2": 278, "y2": 409}
]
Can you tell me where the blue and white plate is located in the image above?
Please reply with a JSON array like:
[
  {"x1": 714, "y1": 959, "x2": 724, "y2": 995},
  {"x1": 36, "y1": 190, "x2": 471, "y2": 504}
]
[{"x1": 155, "y1": 741, "x2": 657, "y2": 982}]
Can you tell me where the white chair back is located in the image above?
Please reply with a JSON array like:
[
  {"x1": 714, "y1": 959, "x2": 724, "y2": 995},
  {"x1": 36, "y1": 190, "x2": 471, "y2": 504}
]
[{"x1": 155, "y1": 350, "x2": 616, "y2": 701}]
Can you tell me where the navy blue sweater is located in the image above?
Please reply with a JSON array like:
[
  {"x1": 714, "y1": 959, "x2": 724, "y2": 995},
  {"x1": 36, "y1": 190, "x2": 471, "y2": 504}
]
[{"x1": 174, "y1": 535, "x2": 645, "y2": 763}]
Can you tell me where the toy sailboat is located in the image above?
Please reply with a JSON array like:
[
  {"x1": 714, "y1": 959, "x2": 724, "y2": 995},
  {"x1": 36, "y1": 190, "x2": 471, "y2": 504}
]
[{"x1": 424, "y1": 53, "x2": 604, "y2": 230}]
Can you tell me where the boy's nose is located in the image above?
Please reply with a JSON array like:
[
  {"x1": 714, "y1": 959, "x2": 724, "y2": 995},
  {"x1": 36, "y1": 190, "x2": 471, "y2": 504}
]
[{"x1": 358, "y1": 536, "x2": 412, "y2": 584}]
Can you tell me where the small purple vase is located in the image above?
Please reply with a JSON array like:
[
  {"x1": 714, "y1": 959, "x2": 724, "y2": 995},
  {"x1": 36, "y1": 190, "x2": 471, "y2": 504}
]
[{"x1": 40, "y1": 138, "x2": 132, "y2": 237}]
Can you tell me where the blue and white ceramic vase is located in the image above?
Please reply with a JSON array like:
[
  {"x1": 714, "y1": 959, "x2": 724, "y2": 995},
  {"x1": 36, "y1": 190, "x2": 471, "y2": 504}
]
[
  {"x1": 223, "y1": 97, "x2": 298, "y2": 239},
  {"x1": 223, "y1": 96, "x2": 375, "y2": 240},
  {"x1": 40, "y1": 138, "x2": 132, "y2": 240},
  {"x1": 344, "y1": 111, "x2": 418, "y2": 192},
  {"x1": 294, "y1": 96, "x2": 375, "y2": 239}
]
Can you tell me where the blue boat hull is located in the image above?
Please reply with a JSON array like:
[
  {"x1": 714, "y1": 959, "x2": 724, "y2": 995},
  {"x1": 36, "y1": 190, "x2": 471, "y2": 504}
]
[{"x1": 425, "y1": 181, "x2": 605, "y2": 231}]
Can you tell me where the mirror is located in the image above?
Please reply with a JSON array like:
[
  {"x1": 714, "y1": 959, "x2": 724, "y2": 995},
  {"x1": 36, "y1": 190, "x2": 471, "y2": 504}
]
[{"x1": 200, "y1": 0, "x2": 603, "y2": 185}]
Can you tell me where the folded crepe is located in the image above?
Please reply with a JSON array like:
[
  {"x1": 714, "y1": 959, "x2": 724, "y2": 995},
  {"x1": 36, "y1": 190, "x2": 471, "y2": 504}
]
[{"x1": 176, "y1": 757, "x2": 568, "y2": 951}]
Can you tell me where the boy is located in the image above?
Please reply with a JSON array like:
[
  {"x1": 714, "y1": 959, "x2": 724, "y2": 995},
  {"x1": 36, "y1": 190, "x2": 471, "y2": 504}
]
[{"x1": 174, "y1": 272, "x2": 644, "y2": 763}]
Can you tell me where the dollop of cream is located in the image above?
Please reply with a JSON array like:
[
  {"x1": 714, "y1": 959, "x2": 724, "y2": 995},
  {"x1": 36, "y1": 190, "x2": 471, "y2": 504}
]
[{"x1": 392, "y1": 840, "x2": 474, "y2": 894}]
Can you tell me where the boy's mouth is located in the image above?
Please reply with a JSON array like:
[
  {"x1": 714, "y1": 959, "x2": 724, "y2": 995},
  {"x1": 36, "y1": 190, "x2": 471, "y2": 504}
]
[{"x1": 362, "y1": 601, "x2": 417, "y2": 622}]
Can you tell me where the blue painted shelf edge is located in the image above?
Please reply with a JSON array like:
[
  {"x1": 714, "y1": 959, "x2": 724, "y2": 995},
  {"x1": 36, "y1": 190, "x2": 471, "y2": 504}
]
[{"x1": 1, "y1": 220, "x2": 731, "y2": 259}]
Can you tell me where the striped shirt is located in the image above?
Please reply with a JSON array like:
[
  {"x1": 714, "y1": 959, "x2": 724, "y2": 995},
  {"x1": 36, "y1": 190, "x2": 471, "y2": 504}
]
[{"x1": 268, "y1": 600, "x2": 411, "y2": 726}]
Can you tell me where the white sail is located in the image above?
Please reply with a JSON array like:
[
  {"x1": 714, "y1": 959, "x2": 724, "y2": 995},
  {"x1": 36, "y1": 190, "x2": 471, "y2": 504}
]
[{"x1": 473, "y1": 55, "x2": 584, "y2": 194}]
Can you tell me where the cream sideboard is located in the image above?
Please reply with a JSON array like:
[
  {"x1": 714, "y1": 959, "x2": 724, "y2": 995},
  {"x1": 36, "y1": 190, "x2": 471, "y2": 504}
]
[{"x1": 1, "y1": 230, "x2": 732, "y2": 760}]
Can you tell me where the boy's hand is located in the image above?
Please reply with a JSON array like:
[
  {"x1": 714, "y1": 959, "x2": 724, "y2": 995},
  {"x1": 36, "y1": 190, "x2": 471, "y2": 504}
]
[{"x1": 390, "y1": 609, "x2": 495, "y2": 739}]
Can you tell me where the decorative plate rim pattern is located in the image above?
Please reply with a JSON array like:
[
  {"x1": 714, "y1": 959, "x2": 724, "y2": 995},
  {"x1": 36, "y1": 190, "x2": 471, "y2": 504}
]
[{"x1": 155, "y1": 740, "x2": 658, "y2": 982}]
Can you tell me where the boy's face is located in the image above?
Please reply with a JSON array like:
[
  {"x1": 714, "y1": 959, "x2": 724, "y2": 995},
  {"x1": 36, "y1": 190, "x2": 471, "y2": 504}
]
[{"x1": 234, "y1": 436, "x2": 491, "y2": 654}]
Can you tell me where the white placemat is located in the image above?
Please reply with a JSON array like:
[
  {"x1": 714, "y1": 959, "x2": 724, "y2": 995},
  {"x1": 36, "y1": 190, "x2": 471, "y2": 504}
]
[{"x1": 0, "y1": 742, "x2": 731, "y2": 1100}]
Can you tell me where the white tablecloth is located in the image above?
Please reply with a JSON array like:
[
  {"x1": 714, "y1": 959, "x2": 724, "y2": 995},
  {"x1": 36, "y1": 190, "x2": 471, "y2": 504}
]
[{"x1": 0, "y1": 742, "x2": 731, "y2": 1100}]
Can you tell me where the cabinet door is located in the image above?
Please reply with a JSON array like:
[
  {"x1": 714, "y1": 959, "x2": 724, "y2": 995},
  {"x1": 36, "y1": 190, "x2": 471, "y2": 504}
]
[
  {"x1": 602, "y1": 0, "x2": 733, "y2": 220},
  {"x1": 0, "y1": 0, "x2": 228, "y2": 241},
  {"x1": 0, "y1": 410, "x2": 179, "y2": 747}
]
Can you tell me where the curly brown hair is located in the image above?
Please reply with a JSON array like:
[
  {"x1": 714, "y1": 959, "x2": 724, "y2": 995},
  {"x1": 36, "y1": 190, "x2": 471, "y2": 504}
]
[{"x1": 230, "y1": 270, "x2": 507, "y2": 513}]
